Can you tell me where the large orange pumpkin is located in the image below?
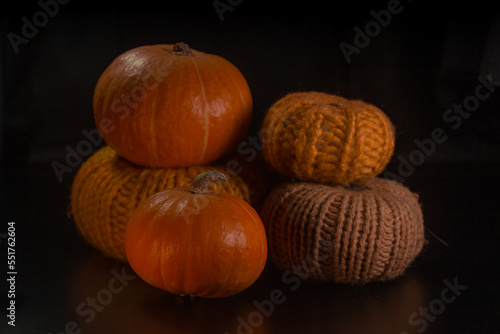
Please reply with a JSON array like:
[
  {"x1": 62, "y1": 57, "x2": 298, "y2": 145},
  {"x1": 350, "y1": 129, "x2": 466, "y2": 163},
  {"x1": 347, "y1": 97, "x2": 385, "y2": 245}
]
[
  {"x1": 93, "y1": 43, "x2": 253, "y2": 167},
  {"x1": 125, "y1": 171, "x2": 267, "y2": 298}
]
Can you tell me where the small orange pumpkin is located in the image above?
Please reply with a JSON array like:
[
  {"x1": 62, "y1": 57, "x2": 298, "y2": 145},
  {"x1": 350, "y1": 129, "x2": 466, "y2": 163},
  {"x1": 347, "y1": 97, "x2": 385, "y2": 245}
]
[
  {"x1": 262, "y1": 91, "x2": 395, "y2": 185},
  {"x1": 94, "y1": 42, "x2": 253, "y2": 168},
  {"x1": 125, "y1": 170, "x2": 267, "y2": 298}
]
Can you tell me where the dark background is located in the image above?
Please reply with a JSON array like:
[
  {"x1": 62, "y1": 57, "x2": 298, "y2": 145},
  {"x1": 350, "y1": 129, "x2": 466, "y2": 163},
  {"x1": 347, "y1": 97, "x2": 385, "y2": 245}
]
[
  {"x1": 3, "y1": 1, "x2": 500, "y2": 166},
  {"x1": 1, "y1": 1, "x2": 499, "y2": 333}
]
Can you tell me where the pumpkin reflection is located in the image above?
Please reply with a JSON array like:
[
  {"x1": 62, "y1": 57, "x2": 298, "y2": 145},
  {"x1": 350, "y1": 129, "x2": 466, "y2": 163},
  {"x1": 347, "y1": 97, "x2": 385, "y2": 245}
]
[
  {"x1": 71, "y1": 251, "x2": 425, "y2": 334},
  {"x1": 261, "y1": 271, "x2": 427, "y2": 334},
  {"x1": 70, "y1": 251, "x2": 270, "y2": 334}
]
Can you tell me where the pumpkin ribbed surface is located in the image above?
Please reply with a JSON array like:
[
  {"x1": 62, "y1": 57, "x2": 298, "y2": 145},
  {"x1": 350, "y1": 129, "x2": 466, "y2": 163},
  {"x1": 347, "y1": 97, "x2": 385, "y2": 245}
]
[
  {"x1": 93, "y1": 43, "x2": 253, "y2": 168},
  {"x1": 70, "y1": 146, "x2": 250, "y2": 262},
  {"x1": 260, "y1": 177, "x2": 425, "y2": 284},
  {"x1": 262, "y1": 91, "x2": 395, "y2": 185}
]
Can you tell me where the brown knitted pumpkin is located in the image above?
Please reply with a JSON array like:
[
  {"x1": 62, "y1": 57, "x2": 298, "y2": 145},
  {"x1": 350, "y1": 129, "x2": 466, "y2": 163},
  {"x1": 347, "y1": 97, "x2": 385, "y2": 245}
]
[
  {"x1": 70, "y1": 146, "x2": 250, "y2": 262},
  {"x1": 260, "y1": 177, "x2": 425, "y2": 284},
  {"x1": 262, "y1": 91, "x2": 395, "y2": 185}
]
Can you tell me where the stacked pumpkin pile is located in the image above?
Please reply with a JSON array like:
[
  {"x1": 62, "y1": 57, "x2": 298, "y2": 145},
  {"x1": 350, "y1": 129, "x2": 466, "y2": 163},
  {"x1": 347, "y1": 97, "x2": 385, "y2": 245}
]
[
  {"x1": 259, "y1": 91, "x2": 425, "y2": 284},
  {"x1": 70, "y1": 43, "x2": 268, "y2": 298},
  {"x1": 71, "y1": 42, "x2": 426, "y2": 298}
]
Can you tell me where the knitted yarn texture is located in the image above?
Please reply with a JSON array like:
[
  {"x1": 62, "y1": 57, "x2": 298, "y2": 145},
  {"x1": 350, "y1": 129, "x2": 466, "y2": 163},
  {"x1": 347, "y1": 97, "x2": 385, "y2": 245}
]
[
  {"x1": 260, "y1": 177, "x2": 425, "y2": 284},
  {"x1": 70, "y1": 146, "x2": 250, "y2": 262},
  {"x1": 262, "y1": 91, "x2": 395, "y2": 185}
]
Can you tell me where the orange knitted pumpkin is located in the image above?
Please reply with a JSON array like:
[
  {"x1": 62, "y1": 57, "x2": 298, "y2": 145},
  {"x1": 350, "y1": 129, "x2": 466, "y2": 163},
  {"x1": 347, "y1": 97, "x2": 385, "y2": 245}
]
[
  {"x1": 70, "y1": 146, "x2": 250, "y2": 262},
  {"x1": 260, "y1": 177, "x2": 425, "y2": 284},
  {"x1": 94, "y1": 42, "x2": 253, "y2": 168},
  {"x1": 125, "y1": 170, "x2": 267, "y2": 298},
  {"x1": 262, "y1": 91, "x2": 395, "y2": 185}
]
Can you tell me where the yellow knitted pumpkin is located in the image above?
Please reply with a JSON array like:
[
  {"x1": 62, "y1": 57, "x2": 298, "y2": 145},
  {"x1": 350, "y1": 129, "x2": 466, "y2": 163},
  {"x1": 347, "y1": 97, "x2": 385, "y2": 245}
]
[
  {"x1": 70, "y1": 146, "x2": 250, "y2": 262},
  {"x1": 262, "y1": 91, "x2": 395, "y2": 185}
]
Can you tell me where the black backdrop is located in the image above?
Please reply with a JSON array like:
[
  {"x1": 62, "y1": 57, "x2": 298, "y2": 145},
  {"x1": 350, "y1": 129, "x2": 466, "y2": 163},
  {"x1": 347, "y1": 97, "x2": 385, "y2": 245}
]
[
  {"x1": 1, "y1": 1, "x2": 500, "y2": 333},
  {"x1": 3, "y1": 1, "x2": 500, "y2": 168}
]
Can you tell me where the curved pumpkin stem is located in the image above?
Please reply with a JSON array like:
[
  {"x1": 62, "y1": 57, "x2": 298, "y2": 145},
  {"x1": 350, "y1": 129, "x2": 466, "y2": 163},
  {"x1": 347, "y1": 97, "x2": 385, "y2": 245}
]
[
  {"x1": 188, "y1": 170, "x2": 228, "y2": 194},
  {"x1": 172, "y1": 42, "x2": 195, "y2": 56}
]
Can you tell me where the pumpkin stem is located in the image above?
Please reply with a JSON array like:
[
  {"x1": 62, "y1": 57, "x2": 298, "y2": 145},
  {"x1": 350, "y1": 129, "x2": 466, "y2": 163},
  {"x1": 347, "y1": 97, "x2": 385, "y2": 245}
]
[
  {"x1": 188, "y1": 170, "x2": 228, "y2": 194},
  {"x1": 172, "y1": 42, "x2": 195, "y2": 56}
]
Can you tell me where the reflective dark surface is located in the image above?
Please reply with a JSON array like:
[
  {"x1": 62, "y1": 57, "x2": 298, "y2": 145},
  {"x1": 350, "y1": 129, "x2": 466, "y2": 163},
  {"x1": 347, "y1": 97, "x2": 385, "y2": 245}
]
[
  {"x1": 2, "y1": 1, "x2": 500, "y2": 333},
  {"x1": 1, "y1": 161, "x2": 499, "y2": 333}
]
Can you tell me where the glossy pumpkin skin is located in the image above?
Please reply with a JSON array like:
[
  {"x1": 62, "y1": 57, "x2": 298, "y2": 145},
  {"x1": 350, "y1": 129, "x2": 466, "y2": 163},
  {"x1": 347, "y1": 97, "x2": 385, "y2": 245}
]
[
  {"x1": 94, "y1": 43, "x2": 253, "y2": 168},
  {"x1": 125, "y1": 181, "x2": 267, "y2": 298}
]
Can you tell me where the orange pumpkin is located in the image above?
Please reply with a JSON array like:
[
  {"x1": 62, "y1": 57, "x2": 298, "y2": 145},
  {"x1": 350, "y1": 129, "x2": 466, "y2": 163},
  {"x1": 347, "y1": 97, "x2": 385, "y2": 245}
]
[
  {"x1": 94, "y1": 43, "x2": 253, "y2": 168},
  {"x1": 125, "y1": 170, "x2": 267, "y2": 298}
]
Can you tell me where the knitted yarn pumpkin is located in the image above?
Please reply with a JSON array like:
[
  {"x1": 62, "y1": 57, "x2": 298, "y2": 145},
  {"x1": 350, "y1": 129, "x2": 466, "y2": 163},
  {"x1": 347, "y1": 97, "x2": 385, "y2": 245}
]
[
  {"x1": 260, "y1": 177, "x2": 425, "y2": 284},
  {"x1": 70, "y1": 146, "x2": 250, "y2": 262},
  {"x1": 262, "y1": 91, "x2": 395, "y2": 185}
]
